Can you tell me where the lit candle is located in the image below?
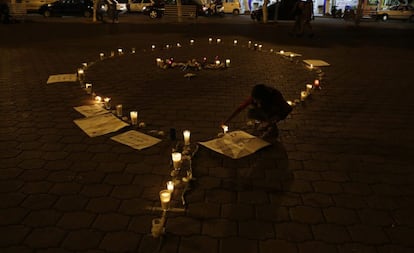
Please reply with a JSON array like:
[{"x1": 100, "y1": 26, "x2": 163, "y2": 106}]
[
  {"x1": 306, "y1": 84, "x2": 313, "y2": 93},
  {"x1": 190, "y1": 39, "x2": 194, "y2": 45},
  {"x1": 151, "y1": 45, "x2": 155, "y2": 50},
  {"x1": 248, "y1": 41, "x2": 252, "y2": 48},
  {"x1": 159, "y1": 190, "x2": 171, "y2": 211},
  {"x1": 233, "y1": 39, "x2": 238, "y2": 46},
  {"x1": 77, "y1": 68, "x2": 84, "y2": 80},
  {"x1": 287, "y1": 100, "x2": 294, "y2": 106},
  {"x1": 104, "y1": 97, "x2": 111, "y2": 110},
  {"x1": 216, "y1": 38, "x2": 221, "y2": 44},
  {"x1": 116, "y1": 104, "x2": 122, "y2": 117},
  {"x1": 208, "y1": 38, "x2": 212, "y2": 44},
  {"x1": 176, "y1": 43, "x2": 181, "y2": 48},
  {"x1": 183, "y1": 130, "x2": 190, "y2": 145},
  {"x1": 99, "y1": 53, "x2": 104, "y2": 60},
  {"x1": 95, "y1": 95, "x2": 102, "y2": 103},
  {"x1": 254, "y1": 43, "x2": 258, "y2": 50},
  {"x1": 258, "y1": 44, "x2": 262, "y2": 51},
  {"x1": 166, "y1": 181, "x2": 174, "y2": 192},
  {"x1": 82, "y1": 62, "x2": 88, "y2": 68},
  {"x1": 131, "y1": 48, "x2": 136, "y2": 53},
  {"x1": 130, "y1": 111, "x2": 138, "y2": 125},
  {"x1": 309, "y1": 64, "x2": 314, "y2": 70},
  {"x1": 156, "y1": 58, "x2": 162, "y2": 66},
  {"x1": 314, "y1": 79, "x2": 320, "y2": 88},
  {"x1": 165, "y1": 44, "x2": 170, "y2": 49},
  {"x1": 222, "y1": 125, "x2": 228, "y2": 134},
  {"x1": 85, "y1": 83, "x2": 92, "y2": 94},
  {"x1": 118, "y1": 48, "x2": 123, "y2": 55},
  {"x1": 290, "y1": 53, "x2": 294, "y2": 58},
  {"x1": 215, "y1": 60, "x2": 221, "y2": 66},
  {"x1": 300, "y1": 91, "x2": 308, "y2": 101},
  {"x1": 171, "y1": 152, "x2": 182, "y2": 170},
  {"x1": 270, "y1": 49, "x2": 274, "y2": 53},
  {"x1": 225, "y1": 59, "x2": 230, "y2": 67},
  {"x1": 279, "y1": 50, "x2": 284, "y2": 55}
]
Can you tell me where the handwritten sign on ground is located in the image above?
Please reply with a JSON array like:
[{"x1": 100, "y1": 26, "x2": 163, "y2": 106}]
[
  {"x1": 111, "y1": 130, "x2": 162, "y2": 150},
  {"x1": 199, "y1": 130, "x2": 270, "y2": 159},
  {"x1": 74, "y1": 113, "x2": 129, "y2": 137},
  {"x1": 303, "y1": 59, "x2": 330, "y2": 67},
  {"x1": 74, "y1": 104, "x2": 110, "y2": 117},
  {"x1": 277, "y1": 51, "x2": 302, "y2": 57},
  {"x1": 47, "y1": 74, "x2": 78, "y2": 84}
]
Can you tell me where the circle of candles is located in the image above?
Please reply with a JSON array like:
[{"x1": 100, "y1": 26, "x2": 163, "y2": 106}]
[
  {"x1": 171, "y1": 152, "x2": 182, "y2": 170},
  {"x1": 166, "y1": 181, "x2": 174, "y2": 192},
  {"x1": 159, "y1": 190, "x2": 171, "y2": 211},
  {"x1": 130, "y1": 111, "x2": 138, "y2": 125},
  {"x1": 183, "y1": 130, "x2": 190, "y2": 145},
  {"x1": 116, "y1": 104, "x2": 123, "y2": 117}
]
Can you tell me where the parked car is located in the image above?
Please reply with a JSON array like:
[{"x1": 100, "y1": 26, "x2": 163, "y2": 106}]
[
  {"x1": 38, "y1": 0, "x2": 93, "y2": 17},
  {"x1": 143, "y1": 0, "x2": 204, "y2": 18},
  {"x1": 250, "y1": 1, "x2": 295, "y2": 21},
  {"x1": 22, "y1": 0, "x2": 55, "y2": 13},
  {"x1": 128, "y1": 0, "x2": 153, "y2": 12},
  {"x1": 375, "y1": 5, "x2": 414, "y2": 22},
  {"x1": 222, "y1": 0, "x2": 240, "y2": 15}
]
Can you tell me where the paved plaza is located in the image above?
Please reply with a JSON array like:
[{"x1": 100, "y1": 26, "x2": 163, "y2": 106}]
[{"x1": 1, "y1": 15, "x2": 414, "y2": 252}]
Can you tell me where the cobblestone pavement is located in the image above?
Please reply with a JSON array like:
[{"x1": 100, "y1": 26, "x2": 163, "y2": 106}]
[{"x1": 1, "y1": 15, "x2": 414, "y2": 253}]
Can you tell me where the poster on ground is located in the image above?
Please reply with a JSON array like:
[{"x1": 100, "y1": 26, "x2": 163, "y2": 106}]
[
  {"x1": 111, "y1": 130, "x2": 162, "y2": 150},
  {"x1": 47, "y1": 74, "x2": 78, "y2": 84},
  {"x1": 74, "y1": 113, "x2": 129, "y2": 137}
]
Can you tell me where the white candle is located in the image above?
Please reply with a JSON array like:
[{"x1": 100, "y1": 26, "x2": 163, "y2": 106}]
[
  {"x1": 248, "y1": 41, "x2": 252, "y2": 48},
  {"x1": 258, "y1": 44, "x2": 262, "y2": 51},
  {"x1": 216, "y1": 38, "x2": 221, "y2": 44},
  {"x1": 300, "y1": 91, "x2": 308, "y2": 101},
  {"x1": 77, "y1": 68, "x2": 84, "y2": 80},
  {"x1": 156, "y1": 58, "x2": 162, "y2": 67},
  {"x1": 118, "y1": 48, "x2": 123, "y2": 55},
  {"x1": 215, "y1": 60, "x2": 221, "y2": 66},
  {"x1": 309, "y1": 64, "x2": 314, "y2": 70},
  {"x1": 233, "y1": 39, "x2": 238, "y2": 46},
  {"x1": 290, "y1": 54, "x2": 294, "y2": 58},
  {"x1": 95, "y1": 95, "x2": 102, "y2": 103},
  {"x1": 116, "y1": 104, "x2": 122, "y2": 117},
  {"x1": 85, "y1": 83, "x2": 92, "y2": 94},
  {"x1": 208, "y1": 38, "x2": 212, "y2": 44},
  {"x1": 104, "y1": 97, "x2": 111, "y2": 110},
  {"x1": 151, "y1": 45, "x2": 155, "y2": 50},
  {"x1": 165, "y1": 44, "x2": 170, "y2": 49},
  {"x1": 287, "y1": 100, "x2": 294, "y2": 106},
  {"x1": 183, "y1": 130, "x2": 190, "y2": 145},
  {"x1": 130, "y1": 111, "x2": 138, "y2": 125},
  {"x1": 131, "y1": 48, "x2": 136, "y2": 53},
  {"x1": 82, "y1": 62, "x2": 88, "y2": 68},
  {"x1": 306, "y1": 84, "x2": 313, "y2": 93},
  {"x1": 225, "y1": 59, "x2": 230, "y2": 67},
  {"x1": 166, "y1": 181, "x2": 174, "y2": 192},
  {"x1": 171, "y1": 152, "x2": 182, "y2": 170},
  {"x1": 280, "y1": 50, "x2": 284, "y2": 55},
  {"x1": 190, "y1": 39, "x2": 194, "y2": 45},
  {"x1": 222, "y1": 125, "x2": 228, "y2": 134},
  {"x1": 159, "y1": 190, "x2": 171, "y2": 211},
  {"x1": 110, "y1": 51, "x2": 115, "y2": 57},
  {"x1": 176, "y1": 43, "x2": 181, "y2": 48},
  {"x1": 99, "y1": 53, "x2": 104, "y2": 60}
]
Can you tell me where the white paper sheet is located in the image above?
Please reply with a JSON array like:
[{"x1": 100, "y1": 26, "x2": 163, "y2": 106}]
[
  {"x1": 277, "y1": 51, "x2": 302, "y2": 57},
  {"x1": 74, "y1": 113, "x2": 129, "y2": 137},
  {"x1": 199, "y1": 130, "x2": 270, "y2": 159},
  {"x1": 303, "y1": 59, "x2": 330, "y2": 67},
  {"x1": 74, "y1": 104, "x2": 109, "y2": 117},
  {"x1": 47, "y1": 74, "x2": 78, "y2": 84},
  {"x1": 111, "y1": 130, "x2": 162, "y2": 150}
]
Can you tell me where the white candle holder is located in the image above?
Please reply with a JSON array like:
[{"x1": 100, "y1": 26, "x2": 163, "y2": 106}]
[
  {"x1": 104, "y1": 97, "x2": 111, "y2": 110},
  {"x1": 222, "y1": 125, "x2": 229, "y2": 134},
  {"x1": 99, "y1": 53, "x2": 104, "y2": 60},
  {"x1": 116, "y1": 104, "x2": 122, "y2": 117},
  {"x1": 306, "y1": 84, "x2": 313, "y2": 93},
  {"x1": 130, "y1": 111, "x2": 138, "y2": 125},
  {"x1": 233, "y1": 39, "x2": 238, "y2": 46},
  {"x1": 85, "y1": 83, "x2": 92, "y2": 94},
  {"x1": 258, "y1": 44, "x2": 262, "y2": 51},
  {"x1": 225, "y1": 59, "x2": 231, "y2": 67},
  {"x1": 183, "y1": 130, "x2": 190, "y2": 146},
  {"x1": 118, "y1": 48, "x2": 123, "y2": 55},
  {"x1": 172, "y1": 152, "x2": 182, "y2": 170},
  {"x1": 151, "y1": 45, "x2": 155, "y2": 50},
  {"x1": 300, "y1": 91, "x2": 308, "y2": 101},
  {"x1": 216, "y1": 38, "x2": 221, "y2": 44},
  {"x1": 208, "y1": 38, "x2": 212, "y2": 44},
  {"x1": 159, "y1": 190, "x2": 171, "y2": 211},
  {"x1": 167, "y1": 181, "x2": 174, "y2": 192},
  {"x1": 248, "y1": 41, "x2": 252, "y2": 48},
  {"x1": 131, "y1": 48, "x2": 136, "y2": 53},
  {"x1": 190, "y1": 39, "x2": 194, "y2": 45}
]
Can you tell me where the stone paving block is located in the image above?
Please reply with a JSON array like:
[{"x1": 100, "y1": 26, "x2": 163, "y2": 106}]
[
  {"x1": 260, "y1": 239, "x2": 298, "y2": 253},
  {"x1": 21, "y1": 181, "x2": 53, "y2": 194},
  {"x1": 49, "y1": 182, "x2": 83, "y2": 195},
  {"x1": 23, "y1": 209, "x2": 62, "y2": 227},
  {"x1": 179, "y1": 235, "x2": 219, "y2": 253},
  {"x1": 0, "y1": 192, "x2": 26, "y2": 208},
  {"x1": 297, "y1": 241, "x2": 338, "y2": 253},
  {"x1": 376, "y1": 244, "x2": 414, "y2": 253},
  {"x1": 80, "y1": 184, "x2": 113, "y2": 197},
  {"x1": 0, "y1": 246, "x2": 33, "y2": 253},
  {"x1": 333, "y1": 194, "x2": 368, "y2": 209},
  {"x1": 205, "y1": 189, "x2": 237, "y2": 203},
  {"x1": 336, "y1": 243, "x2": 378, "y2": 253},
  {"x1": 57, "y1": 211, "x2": 96, "y2": 229},
  {"x1": 275, "y1": 222, "x2": 313, "y2": 242},
  {"x1": 385, "y1": 226, "x2": 414, "y2": 247},
  {"x1": 99, "y1": 231, "x2": 141, "y2": 252},
  {"x1": 24, "y1": 227, "x2": 66, "y2": 248},
  {"x1": 118, "y1": 198, "x2": 155, "y2": 216},
  {"x1": 61, "y1": 229, "x2": 104, "y2": 251},
  {"x1": 111, "y1": 185, "x2": 144, "y2": 199},
  {"x1": 312, "y1": 224, "x2": 351, "y2": 243},
  {"x1": 86, "y1": 197, "x2": 121, "y2": 213},
  {"x1": 22, "y1": 194, "x2": 57, "y2": 210},
  {"x1": 0, "y1": 225, "x2": 30, "y2": 247},
  {"x1": 54, "y1": 195, "x2": 89, "y2": 211},
  {"x1": 0, "y1": 168, "x2": 22, "y2": 180},
  {"x1": 128, "y1": 215, "x2": 153, "y2": 234},
  {"x1": 167, "y1": 216, "x2": 201, "y2": 236},
  {"x1": 347, "y1": 224, "x2": 389, "y2": 245},
  {"x1": 322, "y1": 207, "x2": 359, "y2": 225},
  {"x1": 201, "y1": 218, "x2": 237, "y2": 238},
  {"x1": 92, "y1": 213, "x2": 130, "y2": 232},
  {"x1": 187, "y1": 202, "x2": 221, "y2": 219},
  {"x1": 219, "y1": 237, "x2": 258, "y2": 253},
  {"x1": 341, "y1": 182, "x2": 373, "y2": 196},
  {"x1": 358, "y1": 209, "x2": 394, "y2": 226},
  {"x1": 238, "y1": 220, "x2": 275, "y2": 240},
  {"x1": 238, "y1": 190, "x2": 269, "y2": 204},
  {"x1": 312, "y1": 181, "x2": 343, "y2": 194},
  {"x1": 289, "y1": 206, "x2": 324, "y2": 224},
  {"x1": 0, "y1": 180, "x2": 23, "y2": 193}
]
